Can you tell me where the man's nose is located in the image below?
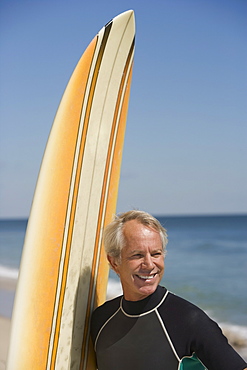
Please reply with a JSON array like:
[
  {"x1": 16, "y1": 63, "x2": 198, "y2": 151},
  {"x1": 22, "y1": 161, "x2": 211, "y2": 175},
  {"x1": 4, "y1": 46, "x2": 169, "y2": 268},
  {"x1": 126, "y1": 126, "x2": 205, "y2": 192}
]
[{"x1": 142, "y1": 254, "x2": 154, "y2": 269}]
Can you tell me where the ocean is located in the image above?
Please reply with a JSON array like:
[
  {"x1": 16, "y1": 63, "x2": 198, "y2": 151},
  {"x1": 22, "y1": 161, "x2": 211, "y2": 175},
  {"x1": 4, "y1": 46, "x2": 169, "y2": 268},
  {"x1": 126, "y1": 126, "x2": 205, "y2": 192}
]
[{"x1": 0, "y1": 215, "x2": 247, "y2": 355}]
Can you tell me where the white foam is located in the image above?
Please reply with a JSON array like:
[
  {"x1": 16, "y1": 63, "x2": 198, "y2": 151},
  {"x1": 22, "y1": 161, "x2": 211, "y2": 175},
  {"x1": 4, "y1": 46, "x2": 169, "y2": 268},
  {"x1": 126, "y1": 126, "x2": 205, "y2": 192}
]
[
  {"x1": 206, "y1": 310, "x2": 247, "y2": 344},
  {"x1": 0, "y1": 264, "x2": 19, "y2": 280},
  {"x1": 220, "y1": 322, "x2": 247, "y2": 345}
]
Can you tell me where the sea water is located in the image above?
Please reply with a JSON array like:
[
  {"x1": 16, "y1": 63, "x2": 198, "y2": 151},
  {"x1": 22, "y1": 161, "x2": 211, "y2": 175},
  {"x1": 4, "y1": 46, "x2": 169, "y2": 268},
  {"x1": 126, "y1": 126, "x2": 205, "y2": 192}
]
[
  {"x1": 0, "y1": 215, "x2": 246, "y2": 345},
  {"x1": 159, "y1": 215, "x2": 247, "y2": 326}
]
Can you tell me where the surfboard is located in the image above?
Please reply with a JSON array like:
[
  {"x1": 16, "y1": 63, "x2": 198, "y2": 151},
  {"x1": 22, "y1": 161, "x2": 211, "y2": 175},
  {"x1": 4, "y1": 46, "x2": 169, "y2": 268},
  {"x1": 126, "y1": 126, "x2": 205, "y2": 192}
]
[{"x1": 7, "y1": 10, "x2": 135, "y2": 370}]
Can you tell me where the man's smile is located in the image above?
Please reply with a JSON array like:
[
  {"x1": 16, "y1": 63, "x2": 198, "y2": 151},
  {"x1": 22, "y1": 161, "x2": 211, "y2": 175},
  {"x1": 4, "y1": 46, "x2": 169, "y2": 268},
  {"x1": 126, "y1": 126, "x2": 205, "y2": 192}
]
[{"x1": 135, "y1": 273, "x2": 158, "y2": 280}]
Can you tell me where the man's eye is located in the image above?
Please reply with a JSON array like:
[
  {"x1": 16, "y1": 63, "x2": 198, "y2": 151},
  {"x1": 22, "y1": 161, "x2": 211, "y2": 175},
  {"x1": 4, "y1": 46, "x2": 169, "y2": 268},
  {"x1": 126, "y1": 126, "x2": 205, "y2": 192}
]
[
  {"x1": 152, "y1": 252, "x2": 162, "y2": 257},
  {"x1": 131, "y1": 254, "x2": 142, "y2": 259}
]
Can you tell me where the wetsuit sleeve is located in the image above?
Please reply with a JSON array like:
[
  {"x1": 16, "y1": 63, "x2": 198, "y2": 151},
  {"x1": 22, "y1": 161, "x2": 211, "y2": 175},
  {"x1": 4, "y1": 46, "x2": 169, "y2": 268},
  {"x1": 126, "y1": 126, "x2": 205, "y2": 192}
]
[
  {"x1": 161, "y1": 293, "x2": 247, "y2": 370},
  {"x1": 191, "y1": 308, "x2": 246, "y2": 370}
]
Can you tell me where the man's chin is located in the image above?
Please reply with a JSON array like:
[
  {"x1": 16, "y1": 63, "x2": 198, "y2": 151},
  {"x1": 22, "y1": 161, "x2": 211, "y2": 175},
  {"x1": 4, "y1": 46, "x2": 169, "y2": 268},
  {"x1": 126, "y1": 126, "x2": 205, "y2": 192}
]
[
  {"x1": 134, "y1": 277, "x2": 160, "y2": 298},
  {"x1": 122, "y1": 275, "x2": 162, "y2": 301}
]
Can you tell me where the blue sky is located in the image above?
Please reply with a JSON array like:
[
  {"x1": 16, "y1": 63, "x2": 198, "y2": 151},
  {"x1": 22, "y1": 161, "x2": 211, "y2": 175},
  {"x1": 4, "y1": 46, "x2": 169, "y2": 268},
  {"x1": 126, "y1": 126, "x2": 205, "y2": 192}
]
[{"x1": 0, "y1": 0, "x2": 246, "y2": 218}]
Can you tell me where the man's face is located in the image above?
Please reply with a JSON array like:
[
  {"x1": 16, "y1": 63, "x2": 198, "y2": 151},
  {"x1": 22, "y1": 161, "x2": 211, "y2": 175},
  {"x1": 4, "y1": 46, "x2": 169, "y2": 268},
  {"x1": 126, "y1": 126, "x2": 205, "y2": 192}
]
[{"x1": 108, "y1": 219, "x2": 165, "y2": 301}]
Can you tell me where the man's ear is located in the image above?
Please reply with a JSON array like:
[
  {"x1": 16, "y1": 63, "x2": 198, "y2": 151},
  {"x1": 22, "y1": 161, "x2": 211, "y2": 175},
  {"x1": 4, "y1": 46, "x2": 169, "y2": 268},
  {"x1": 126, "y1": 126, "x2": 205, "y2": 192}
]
[{"x1": 107, "y1": 255, "x2": 120, "y2": 274}]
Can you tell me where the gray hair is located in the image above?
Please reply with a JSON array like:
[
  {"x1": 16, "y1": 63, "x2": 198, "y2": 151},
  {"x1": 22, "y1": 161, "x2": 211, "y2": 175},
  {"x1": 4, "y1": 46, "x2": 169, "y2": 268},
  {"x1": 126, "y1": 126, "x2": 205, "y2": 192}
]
[{"x1": 104, "y1": 210, "x2": 168, "y2": 261}]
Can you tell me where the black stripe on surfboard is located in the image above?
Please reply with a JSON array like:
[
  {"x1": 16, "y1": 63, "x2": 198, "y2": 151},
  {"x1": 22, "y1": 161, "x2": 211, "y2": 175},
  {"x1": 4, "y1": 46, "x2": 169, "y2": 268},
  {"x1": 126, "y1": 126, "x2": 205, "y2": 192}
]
[{"x1": 46, "y1": 22, "x2": 113, "y2": 370}]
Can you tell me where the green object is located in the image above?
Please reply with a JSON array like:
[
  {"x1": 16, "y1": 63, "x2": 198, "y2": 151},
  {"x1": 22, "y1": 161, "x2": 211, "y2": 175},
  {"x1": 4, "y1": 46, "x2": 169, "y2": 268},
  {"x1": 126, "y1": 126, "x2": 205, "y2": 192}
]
[{"x1": 179, "y1": 353, "x2": 207, "y2": 370}]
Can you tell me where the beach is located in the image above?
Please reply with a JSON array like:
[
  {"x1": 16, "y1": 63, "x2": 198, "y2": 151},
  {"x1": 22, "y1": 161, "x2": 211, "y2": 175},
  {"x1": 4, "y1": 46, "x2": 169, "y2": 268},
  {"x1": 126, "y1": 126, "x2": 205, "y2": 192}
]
[
  {"x1": 0, "y1": 276, "x2": 16, "y2": 370},
  {"x1": 0, "y1": 316, "x2": 10, "y2": 370}
]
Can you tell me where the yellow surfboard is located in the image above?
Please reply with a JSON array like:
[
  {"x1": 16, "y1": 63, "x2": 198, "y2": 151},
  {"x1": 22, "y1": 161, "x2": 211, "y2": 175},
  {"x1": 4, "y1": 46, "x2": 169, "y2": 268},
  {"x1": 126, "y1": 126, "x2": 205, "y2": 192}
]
[{"x1": 7, "y1": 10, "x2": 135, "y2": 369}]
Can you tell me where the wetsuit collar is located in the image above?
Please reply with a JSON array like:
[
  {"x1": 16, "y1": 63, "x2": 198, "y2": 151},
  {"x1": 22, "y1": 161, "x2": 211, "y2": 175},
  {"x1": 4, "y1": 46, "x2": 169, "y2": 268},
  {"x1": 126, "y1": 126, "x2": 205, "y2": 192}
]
[{"x1": 121, "y1": 285, "x2": 167, "y2": 315}]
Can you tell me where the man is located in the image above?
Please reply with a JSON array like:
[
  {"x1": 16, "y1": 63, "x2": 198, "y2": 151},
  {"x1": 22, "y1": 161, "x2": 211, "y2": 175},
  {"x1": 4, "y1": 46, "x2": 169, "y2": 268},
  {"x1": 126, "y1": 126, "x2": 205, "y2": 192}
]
[{"x1": 91, "y1": 210, "x2": 247, "y2": 370}]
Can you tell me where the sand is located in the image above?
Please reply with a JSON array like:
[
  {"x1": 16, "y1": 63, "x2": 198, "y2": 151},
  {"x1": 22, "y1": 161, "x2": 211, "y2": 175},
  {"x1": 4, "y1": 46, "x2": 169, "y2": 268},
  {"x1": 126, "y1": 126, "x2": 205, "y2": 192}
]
[
  {"x1": 0, "y1": 277, "x2": 16, "y2": 370},
  {"x1": 0, "y1": 317, "x2": 10, "y2": 370}
]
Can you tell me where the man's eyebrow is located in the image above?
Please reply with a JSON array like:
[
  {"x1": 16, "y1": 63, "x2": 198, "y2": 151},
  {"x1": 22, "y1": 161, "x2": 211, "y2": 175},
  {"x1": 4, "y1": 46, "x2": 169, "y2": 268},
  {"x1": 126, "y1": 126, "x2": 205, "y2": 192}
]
[
  {"x1": 127, "y1": 250, "x2": 142, "y2": 254},
  {"x1": 127, "y1": 249, "x2": 162, "y2": 255}
]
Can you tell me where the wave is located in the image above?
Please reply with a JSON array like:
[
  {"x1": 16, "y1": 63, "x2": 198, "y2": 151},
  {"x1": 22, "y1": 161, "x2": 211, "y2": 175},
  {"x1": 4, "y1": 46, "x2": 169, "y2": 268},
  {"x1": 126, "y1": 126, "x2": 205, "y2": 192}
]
[
  {"x1": 220, "y1": 323, "x2": 247, "y2": 347},
  {"x1": 0, "y1": 265, "x2": 19, "y2": 280},
  {"x1": 221, "y1": 323, "x2": 247, "y2": 360}
]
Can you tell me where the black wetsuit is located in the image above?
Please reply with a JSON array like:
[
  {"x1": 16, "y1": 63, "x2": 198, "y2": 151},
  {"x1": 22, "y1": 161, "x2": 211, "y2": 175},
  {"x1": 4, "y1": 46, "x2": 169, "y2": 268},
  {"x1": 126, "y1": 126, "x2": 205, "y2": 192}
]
[{"x1": 91, "y1": 285, "x2": 246, "y2": 370}]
